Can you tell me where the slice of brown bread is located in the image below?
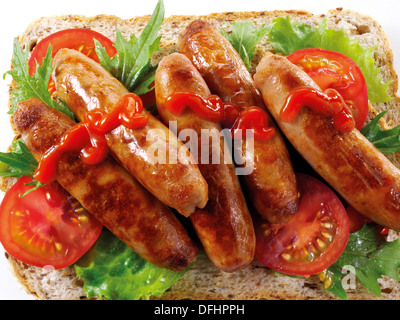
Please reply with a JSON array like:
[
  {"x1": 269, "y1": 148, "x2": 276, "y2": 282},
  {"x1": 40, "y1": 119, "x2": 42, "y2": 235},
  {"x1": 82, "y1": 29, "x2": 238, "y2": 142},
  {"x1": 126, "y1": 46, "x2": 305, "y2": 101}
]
[{"x1": 2, "y1": 8, "x2": 400, "y2": 300}]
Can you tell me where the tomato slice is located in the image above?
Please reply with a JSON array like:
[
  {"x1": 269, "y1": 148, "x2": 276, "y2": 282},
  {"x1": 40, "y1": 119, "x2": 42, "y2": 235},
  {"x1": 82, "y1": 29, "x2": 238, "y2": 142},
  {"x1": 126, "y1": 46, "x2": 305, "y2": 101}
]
[
  {"x1": 254, "y1": 173, "x2": 349, "y2": 276},
  {"x1": 346, "y1": 205, "x2": 371, "y2": 233},
  {"x1": 28, "y1": 29, "x2": 117, "y2": 94},
  {"x1": 287, "y1": 48, "x2": 368, "y2": 130},
  {"x1": 0, "y1": 176, "x2": 102, "y2": 270},
  {"x1": 139, "y1": 81, "x2": 156, "y2": 109}
]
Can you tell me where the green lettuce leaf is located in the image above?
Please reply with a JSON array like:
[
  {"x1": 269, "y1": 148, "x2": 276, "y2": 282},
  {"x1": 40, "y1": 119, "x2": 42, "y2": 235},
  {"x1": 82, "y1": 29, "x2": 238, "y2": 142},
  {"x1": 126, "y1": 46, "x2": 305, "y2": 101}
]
[
  {"x1": 221, "y1": 21, "x2": 270, "y2": 71},
  {"x1": 326, "y1": 224, "x2": 400, "y2": 299},
  {"x1": 268, "y1": 16, "x2": 392, "y2": 103},
  {"x1": 4, "y1": 39, "x2": 75, "y2": 119},
  {"x1": 95, "y1": 0, "x2": 164, "y2": 95},
  {"x1": 74, "y1": 230, "x2": 190, "y2": 300}
]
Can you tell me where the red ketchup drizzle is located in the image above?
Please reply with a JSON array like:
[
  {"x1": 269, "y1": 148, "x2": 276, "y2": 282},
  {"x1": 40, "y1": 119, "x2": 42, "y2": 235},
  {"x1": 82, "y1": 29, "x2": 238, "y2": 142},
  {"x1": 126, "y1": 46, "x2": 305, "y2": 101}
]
[
  {"x1": 165, "y1": 91, "x2": 275, "y2": 141},
  {"x1": 85, "y1": 93, "x2": 149, "y2": 133},
  {"x1": 280, "y1": 87, "x2": 355, "y2": 133},
  {"x1": 231, "y1": 107, "x2": 275, "y2": 141},
  {"x1": 165, "y1": 91, "x2": 225, "y2": 122},
  {"x1": 33, "y1": 93, "x2": 149, "y2": 184}
]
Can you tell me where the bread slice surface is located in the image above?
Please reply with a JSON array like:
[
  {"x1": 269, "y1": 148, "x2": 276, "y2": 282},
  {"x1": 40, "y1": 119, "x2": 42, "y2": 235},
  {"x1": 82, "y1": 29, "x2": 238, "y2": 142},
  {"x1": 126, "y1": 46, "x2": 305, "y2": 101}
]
[{"x1": 2, "y1": 8, "x2": 400, "y2": 300}]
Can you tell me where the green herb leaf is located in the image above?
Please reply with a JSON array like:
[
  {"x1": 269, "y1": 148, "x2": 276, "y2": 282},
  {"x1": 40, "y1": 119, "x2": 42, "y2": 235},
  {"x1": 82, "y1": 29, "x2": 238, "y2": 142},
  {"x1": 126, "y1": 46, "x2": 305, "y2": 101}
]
[
  {"x1": 19, "y1": 180, "x2": 45, "y2": 198},
  {"x1": 221, "y1": 21, "x2": 270, "y2": 71},
  {"x1": 74, "y1": 229, "x2": 190, "y2": 300},
  {"x1": 4, "y1": 39, "x2": 75, "y2": 119},
  {"x1": 267, "y1": 16, "x2": 392, "y2": 103},
  {"x1": 95, "y1": 0, "x2": 164, "y2": 94},
  {"x1": 267, "y1": 16, "x2": 322, "y2": 54},
  {"x1": 326, "y1": 224, "x2": 400, "y2": 299},
  {"x1": 0, "y1": 139, "x2": 44, "y2": 196},
  {"x1": 0, "y1": 139, "x2": 38, "y2": 178},
  {"x1": 360, "y1": 111, "x2": 400, "y2": 153}
]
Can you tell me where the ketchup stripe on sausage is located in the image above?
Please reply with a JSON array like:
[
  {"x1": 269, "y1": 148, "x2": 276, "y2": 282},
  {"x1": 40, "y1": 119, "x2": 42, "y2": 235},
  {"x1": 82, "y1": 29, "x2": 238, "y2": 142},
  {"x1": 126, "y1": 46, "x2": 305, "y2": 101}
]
[
  {"x1": 254, "y1": 53, "x2": 400, "y2": 232},
  {"x1": 13, "y1": 98, "x2": 198, "y2": 271},
  {"x1": 179, "y1": 20, "x2": 299, "y2": 224},
  {"x1": 52, "y1": 48, "x2": 208, "y2": 217},
  {"x1": 155, "y1": 53, "x2": 255, "y2": 273}
]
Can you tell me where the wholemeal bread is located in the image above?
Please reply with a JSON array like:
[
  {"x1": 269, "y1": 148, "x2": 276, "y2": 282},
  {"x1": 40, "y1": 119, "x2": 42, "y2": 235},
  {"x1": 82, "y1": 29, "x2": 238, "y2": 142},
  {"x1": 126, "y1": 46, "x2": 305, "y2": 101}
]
[{"x1": 2, "y1": 7, "x2": 400, "y2": 300}]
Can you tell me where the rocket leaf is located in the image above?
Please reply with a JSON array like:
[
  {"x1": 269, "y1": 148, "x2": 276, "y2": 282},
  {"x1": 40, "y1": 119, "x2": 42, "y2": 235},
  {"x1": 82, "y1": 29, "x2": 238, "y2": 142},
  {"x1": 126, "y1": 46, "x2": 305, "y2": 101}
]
[
  {"x1": 326, "y1": 224, "x2": 400, "y2": 299},
  {"x1": 95, "y1": 0, "x2": 164, "y2": 95}
]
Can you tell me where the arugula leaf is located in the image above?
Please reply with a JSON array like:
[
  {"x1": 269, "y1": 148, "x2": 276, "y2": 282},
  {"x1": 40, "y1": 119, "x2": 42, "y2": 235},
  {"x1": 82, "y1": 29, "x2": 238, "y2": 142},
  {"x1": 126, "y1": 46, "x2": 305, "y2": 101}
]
[
  {"x1": 95, "y1": 0, "x2": 164, "y2": 95},
  {"x1": 221, "y1": 21, "x2": 270, "y2": 71},
  {"x1": 19, "y1": 180, "x2": 45, "y2": 198},
  {"x1": 326, "y1": 264, "x2": 350, "y2": 300},
  {"x1": 4, "y1": 39, "x2": 75, "y2": 119},
  {"x1": 326, "y1": 224, "x2": 400, "y2": 299},
  {"x1": 267, "y1": 16, "x2": 392, "y2": 103},
  {"x1": 74, "y1": 229, "x2": 190, "y2": 300},
  {"x1": 0, "y1": 139, "x2": 38, "y2": 178},
  {"x1": 360, "y1": 110, "x2": 400, "y2": 153},
  {"x1": 0, "y1": 139, "x2": 44, "y2": 196}
]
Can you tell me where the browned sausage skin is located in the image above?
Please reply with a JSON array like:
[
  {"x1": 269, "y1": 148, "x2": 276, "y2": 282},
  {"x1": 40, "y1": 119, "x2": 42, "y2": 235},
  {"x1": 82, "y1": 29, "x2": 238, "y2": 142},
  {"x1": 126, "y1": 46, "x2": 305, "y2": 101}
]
[
  {"x1": 13, "y1": 98, "x2": 198, "y2": 271},
  {"x1": 254, "y1": 52, "x2": 400, "y2": 231},
  {"x1": 52, "y1": 48, "x2": 208, "y2": 217},
  {"x1": 179, "y1": 20, "x2": 299, "y2": 224},
  {"x1": 155, "y1": 53, "x2": 255, "y2": 272}
]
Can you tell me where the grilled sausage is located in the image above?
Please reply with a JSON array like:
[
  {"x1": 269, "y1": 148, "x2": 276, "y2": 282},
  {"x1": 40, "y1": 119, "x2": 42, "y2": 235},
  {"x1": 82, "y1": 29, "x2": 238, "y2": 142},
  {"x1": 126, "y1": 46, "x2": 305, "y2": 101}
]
[
  {"x1": 52, "y1": 48, "x2": 208, "y2": 217},
  {"x1": 254, "y1": 52, "x2": 400, "y2": 231},
  {"x1": 13, "y1": 98, "x2": 198, "y2": 271},
  {"x1": 155, "y1": 53, "x2": 255, "y2": 272},
  {"x1": 179, "y1": 20, "x2": 299, "y2": 224}
]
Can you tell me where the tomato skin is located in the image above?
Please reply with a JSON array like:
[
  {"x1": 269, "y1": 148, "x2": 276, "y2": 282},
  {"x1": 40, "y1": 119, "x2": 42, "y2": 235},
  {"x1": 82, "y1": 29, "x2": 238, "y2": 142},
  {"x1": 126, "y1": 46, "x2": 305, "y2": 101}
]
[
  {"x1": 346, "y1": 205, "x2": 371, "y2": 233},
  {"x1": 0, "y1": 176, "x2": 102, "y2": 270},
  {"x1": 139, "y1": 89, "x2": 156, "y2": 108},
  {"x1": 28, "y1": 29, "x2": 116, "y2": 93},
  {"x1": 254, "y1": 173, "x2": 349, "y2": 276},
  {"x1": 287, "y1": 48, "x2": 368, "y2": 130},
  {"x1": 28, "y1": 28, "x2": 116, "y2": 72}
]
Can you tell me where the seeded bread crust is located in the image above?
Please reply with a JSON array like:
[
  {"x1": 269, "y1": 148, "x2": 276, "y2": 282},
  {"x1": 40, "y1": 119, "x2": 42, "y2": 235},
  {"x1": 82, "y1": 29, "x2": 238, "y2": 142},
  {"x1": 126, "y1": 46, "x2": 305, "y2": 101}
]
[{"x1": 2, "y1": 8, "x2": 400, "y2": 300}]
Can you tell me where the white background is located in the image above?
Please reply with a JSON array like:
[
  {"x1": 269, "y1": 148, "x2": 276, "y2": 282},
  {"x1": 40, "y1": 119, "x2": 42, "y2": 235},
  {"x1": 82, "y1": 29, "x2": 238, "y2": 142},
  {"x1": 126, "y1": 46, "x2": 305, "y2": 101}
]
[{"x1": 0, "y1": 0, "x2": 399, "y2": 300}]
